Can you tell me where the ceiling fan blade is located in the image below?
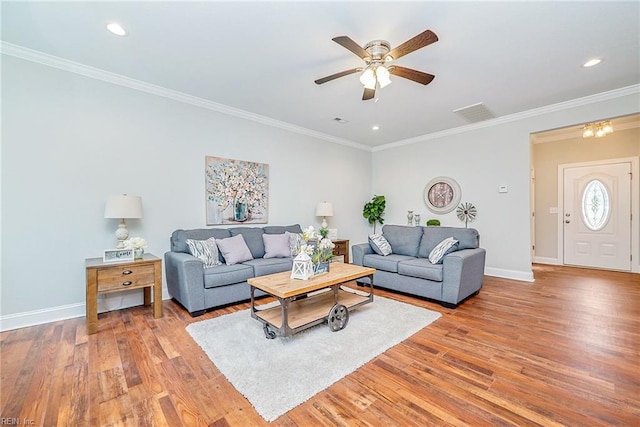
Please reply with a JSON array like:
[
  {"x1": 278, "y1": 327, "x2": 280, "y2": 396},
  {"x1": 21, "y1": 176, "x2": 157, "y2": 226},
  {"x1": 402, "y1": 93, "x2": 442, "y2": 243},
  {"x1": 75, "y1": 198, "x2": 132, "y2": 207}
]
[
  {"x1": 314, "y1": 68, "x2": 361, "y2": 85},
  {"x1": 387, "y1": 29, "x2": 438, "y2": 61},
  {"x1": 332, "y1": 36, "x2": 370, "y2": 60},
  {"x1": 389, "y1": 66, "x2": 435, "y2": 85},
  {"x1": 362, "y1": 87, "x2": 375, "y2": 101}
]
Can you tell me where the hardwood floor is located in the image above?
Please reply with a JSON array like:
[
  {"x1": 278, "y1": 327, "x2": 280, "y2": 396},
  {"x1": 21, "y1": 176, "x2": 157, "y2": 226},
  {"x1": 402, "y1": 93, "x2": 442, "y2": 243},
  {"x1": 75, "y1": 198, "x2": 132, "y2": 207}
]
[{"x1": 1, "y1": 265, "x2": 638, "y2": 426}]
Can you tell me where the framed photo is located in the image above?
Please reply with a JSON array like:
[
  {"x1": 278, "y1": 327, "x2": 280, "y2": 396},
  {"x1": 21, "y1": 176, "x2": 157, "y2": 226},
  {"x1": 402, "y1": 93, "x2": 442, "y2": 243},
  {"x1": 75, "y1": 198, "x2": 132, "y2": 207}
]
[
  {"x1": 103, "y1": 248, "x2": 134, "y2": 263},
  {"x1": 424, "y1": 176, "x2": 461, "y2": 214},
  {"x1": 205, "y1": 156, "x2": 269, "y2": 225}
]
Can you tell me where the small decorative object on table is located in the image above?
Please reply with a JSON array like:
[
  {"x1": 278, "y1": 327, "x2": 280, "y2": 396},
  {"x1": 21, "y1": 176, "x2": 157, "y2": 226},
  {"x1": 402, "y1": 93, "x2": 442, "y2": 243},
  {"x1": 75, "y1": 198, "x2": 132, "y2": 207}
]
[
  {"x1": 414, "y1": 214, "x2": 421, "y2": 226},
  {"x1": 290, "y1": 226, "x2": 335, "y2": 280},
  {"x1": 124, "y1": 237, "x2": 148, "y2": 260},
  {"x1": 456, "y1": 202, "x2": 477, "y2": 228},
  {"x1": 426, "y1": 219, "x2": 441, "y2": 226},
  {"x1": 407, "y1": 210, "x2": 414, "y2": 225}
]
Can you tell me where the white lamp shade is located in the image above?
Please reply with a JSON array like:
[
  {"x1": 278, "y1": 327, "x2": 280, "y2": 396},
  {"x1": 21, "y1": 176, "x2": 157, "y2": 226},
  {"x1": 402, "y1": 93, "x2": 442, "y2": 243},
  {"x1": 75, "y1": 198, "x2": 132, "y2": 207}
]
[
  {"x1": 315, "y1": 202, "x2": 334, "y2": 217},
  {"x1": 104, "y1": 195, "x2": 143, "y2": 219}
]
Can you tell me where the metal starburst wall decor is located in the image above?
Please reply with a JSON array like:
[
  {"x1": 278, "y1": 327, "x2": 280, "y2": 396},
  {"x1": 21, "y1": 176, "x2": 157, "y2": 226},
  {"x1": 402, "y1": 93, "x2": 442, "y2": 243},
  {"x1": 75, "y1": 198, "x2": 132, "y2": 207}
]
[{"x1": 456, "y1": 202, "x2": 477, "y2": 228}]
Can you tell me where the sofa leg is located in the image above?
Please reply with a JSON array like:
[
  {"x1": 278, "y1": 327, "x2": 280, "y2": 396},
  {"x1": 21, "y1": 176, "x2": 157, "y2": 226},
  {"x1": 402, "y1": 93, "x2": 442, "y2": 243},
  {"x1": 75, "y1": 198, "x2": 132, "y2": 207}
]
[
  {"x1": 189, "y1": 309, "x2": 206, "y2": 317},
  {"x1": 441, "y1": 302, "x2": 458, "y2": 309}
]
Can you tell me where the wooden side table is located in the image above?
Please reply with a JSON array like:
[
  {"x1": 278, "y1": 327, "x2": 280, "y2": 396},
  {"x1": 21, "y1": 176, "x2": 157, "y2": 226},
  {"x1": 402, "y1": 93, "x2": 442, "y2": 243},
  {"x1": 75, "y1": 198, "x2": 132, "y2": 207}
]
[
  {"x1": 85, "y1": 253, "x2": 162, "y2": 334},
  {"x1": 332, "y1": 239, "x2": 350, "y2": 263}
]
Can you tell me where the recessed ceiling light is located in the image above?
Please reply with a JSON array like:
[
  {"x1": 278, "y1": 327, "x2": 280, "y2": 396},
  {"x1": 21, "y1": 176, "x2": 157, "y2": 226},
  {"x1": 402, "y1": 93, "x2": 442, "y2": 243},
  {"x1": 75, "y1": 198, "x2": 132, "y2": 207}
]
[
  {"x1": 372, "y1": 125, "x2": 380, "y2": 131},
  {"x1": 106, "y1": 22, "x2": 127, "y2": 36},
  {"x1": 582, "y1": 58, "x2": 602, "y2": 68}
]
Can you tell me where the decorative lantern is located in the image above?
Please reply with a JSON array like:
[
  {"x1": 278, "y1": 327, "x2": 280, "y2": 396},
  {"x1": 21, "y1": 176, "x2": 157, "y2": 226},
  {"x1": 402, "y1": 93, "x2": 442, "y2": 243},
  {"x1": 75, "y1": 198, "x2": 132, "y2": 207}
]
[{"x1": 291, "y1": 251, "x2": 314, "y2": 280}]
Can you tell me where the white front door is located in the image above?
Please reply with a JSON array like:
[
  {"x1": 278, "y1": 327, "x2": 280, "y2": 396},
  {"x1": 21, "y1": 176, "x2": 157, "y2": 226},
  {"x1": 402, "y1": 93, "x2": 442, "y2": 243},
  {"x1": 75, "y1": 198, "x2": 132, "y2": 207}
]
[{"x1": 563, "y1": 162, "x2": 631, "y2": 271}]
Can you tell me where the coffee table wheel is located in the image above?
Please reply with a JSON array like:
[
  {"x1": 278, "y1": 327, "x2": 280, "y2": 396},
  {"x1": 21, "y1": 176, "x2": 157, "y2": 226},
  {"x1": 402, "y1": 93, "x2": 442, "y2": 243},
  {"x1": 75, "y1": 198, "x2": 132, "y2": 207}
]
[
  {"x1": 263, "y1": 324, "x2": 276, "y2": 339},
  {"x1": 328, "y1": 304, "x2": 349, "y2": 332}
]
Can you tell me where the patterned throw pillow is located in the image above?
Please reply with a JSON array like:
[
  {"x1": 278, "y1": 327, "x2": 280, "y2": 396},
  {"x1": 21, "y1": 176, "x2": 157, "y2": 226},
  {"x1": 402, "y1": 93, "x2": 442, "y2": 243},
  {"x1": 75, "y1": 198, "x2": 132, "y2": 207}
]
[
  {"x1": 369, "y1": 234, "x2": 393, "y2": 256},
  {"x1": 186, "y1": 237, "x2": 221, "y2": 268},
  {"x1": 428, "y1": 237, "x2": 459, "y2": 264},
  {"x1": 286, "y1": 231, "x2": 306, "y2": 257}
]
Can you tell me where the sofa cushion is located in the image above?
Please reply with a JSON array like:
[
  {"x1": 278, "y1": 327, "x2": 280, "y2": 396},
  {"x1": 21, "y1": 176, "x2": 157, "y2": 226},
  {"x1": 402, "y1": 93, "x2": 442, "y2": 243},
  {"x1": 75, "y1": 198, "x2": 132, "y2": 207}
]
[
  {"x1": 398, "y1": 258, "x2": 444, "y2": 282},
  {"x1": 418, "y1": 226, "x2": 479, "y2": 258},
  {"x1": 216, "y1": 234, "x2": 254, "y2": 265},
  {"x1": 171, "y1": 228, "x2": 231, "y2": 254},
  {"x1": 243, "y1": 258, "x2": 292, "y2": 277},
  {"x1": 185, "y1": 237, "x2": 221, "y2": 267},
  {"x1": 382, "y1": 225, "x2": 423, "y2": 257},
  {"x1": 229, "y1": 227, "x2": 265, "y2": 258},
  {"x1": 263, "y1": 224, "x2": 303, "y2": 234},
  {"x1": 203, "y1": 263, "x2": 254, "y2": 288},
  {"x1": 263, "y1": 233, "x2": 291, "y2": 258},
  {"x1": 368, "y1": 233, "x2": 392, "y2": 256},
  {"x1": 363, "y1": 253, "x2": 416, "y2": 273},
  {"x1": 428, "y1": 237, "x2": 459, "y2": 264}
]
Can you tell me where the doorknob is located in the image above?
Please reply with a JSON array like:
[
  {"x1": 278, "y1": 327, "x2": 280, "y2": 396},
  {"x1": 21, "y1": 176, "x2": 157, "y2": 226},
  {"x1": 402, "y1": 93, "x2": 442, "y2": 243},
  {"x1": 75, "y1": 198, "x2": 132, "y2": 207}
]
[
  {"x1": 565, "y1": 220, "x2": 570, "y2": 224},
  {"x1": 565, "y1": 213, "x2": 571, "y2": 217}
]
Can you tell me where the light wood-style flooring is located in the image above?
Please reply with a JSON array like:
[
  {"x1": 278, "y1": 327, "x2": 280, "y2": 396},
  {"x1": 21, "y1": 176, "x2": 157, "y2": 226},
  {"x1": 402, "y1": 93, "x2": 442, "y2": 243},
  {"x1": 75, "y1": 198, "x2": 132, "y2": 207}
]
[{"x1": 1, "y1": 265, "x2": 638, "y2": 426}]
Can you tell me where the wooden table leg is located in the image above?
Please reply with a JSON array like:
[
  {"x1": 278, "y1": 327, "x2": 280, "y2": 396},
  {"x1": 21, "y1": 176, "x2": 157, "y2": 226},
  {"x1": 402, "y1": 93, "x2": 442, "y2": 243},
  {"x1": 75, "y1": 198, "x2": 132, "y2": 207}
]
[
  {"x1": 86, "y1": 269, "x2": 98, "y2": 335},
  {"x1": 153, "y1": 260, "x2": 162, "y2": 318}
]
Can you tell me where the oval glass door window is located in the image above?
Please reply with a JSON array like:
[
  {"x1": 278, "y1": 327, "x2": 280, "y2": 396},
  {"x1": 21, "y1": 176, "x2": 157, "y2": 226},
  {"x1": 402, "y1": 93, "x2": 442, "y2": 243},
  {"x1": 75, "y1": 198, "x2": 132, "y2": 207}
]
[{"x1": 581, "y1": 179, "x2": 610, "y2": 231}]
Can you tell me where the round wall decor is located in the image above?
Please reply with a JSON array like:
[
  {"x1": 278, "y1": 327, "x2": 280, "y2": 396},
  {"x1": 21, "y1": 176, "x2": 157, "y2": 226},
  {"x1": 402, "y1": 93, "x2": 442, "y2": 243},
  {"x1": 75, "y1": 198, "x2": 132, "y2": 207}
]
[{"x1": 423, "y1": 176, "x2": 461, "y2": 214}]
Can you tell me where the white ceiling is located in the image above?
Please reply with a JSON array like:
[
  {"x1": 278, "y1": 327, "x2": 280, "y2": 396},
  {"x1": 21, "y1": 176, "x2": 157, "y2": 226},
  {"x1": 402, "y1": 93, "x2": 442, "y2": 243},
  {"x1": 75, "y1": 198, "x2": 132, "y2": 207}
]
[{"x1": 2, "y1": 1, "x2": 639, "y2": 149}]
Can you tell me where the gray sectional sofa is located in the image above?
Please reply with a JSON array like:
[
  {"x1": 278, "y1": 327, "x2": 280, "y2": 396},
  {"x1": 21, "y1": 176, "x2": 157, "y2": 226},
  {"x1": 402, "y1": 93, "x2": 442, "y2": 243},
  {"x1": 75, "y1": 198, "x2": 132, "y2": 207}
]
[
  {"x1": 165, "y1": 224, "x2": 302, "y2": 316},
  {"x1": 352, "y1": 225, "x2": 486, "y2": 308}
]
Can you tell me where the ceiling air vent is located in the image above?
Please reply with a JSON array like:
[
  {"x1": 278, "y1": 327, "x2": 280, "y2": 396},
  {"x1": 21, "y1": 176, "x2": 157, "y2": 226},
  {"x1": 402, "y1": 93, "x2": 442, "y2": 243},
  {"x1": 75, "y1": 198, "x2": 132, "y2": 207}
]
[
  {"x1": 332, "y1": 117, "x2": 348, "y2": 124},
  {"x1": 453, "y1": 102, "x2": 495, "y2": 123}
]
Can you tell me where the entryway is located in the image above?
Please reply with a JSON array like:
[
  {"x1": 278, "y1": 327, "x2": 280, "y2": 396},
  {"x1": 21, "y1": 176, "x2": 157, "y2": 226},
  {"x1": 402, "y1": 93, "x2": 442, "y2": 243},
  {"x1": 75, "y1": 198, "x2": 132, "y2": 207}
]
[{"x1": 561, "y1": 161, "x2": 632, "y2": 271}]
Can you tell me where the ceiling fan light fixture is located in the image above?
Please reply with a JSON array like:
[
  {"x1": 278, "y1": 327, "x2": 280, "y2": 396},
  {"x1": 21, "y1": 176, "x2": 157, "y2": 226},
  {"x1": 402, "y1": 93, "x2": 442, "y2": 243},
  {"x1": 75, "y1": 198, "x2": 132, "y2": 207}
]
[
  {"x1": 359, "y1": 67, "x2": 377, "y2": 89},
  {"x1": 376, "y1": 65, "x2": 392, "y2": 88}
]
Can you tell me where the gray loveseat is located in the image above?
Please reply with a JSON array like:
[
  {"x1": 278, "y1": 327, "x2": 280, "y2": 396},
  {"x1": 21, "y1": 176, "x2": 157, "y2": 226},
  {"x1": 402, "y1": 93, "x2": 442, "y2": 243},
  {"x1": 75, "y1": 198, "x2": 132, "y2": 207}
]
[
  {"x1": 165, "y1": 224, "x2": 302, "y2": 316},
  {"x1": 352, "y1": 225, "x2": 486, "y2": 308}
]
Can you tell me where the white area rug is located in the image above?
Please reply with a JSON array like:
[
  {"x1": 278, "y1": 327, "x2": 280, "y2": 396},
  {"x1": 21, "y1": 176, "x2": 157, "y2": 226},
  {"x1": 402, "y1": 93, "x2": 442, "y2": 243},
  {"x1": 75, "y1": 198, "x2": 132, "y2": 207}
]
[{"x1": 186, "y1": 296, "x2": 441, "y2": 422}]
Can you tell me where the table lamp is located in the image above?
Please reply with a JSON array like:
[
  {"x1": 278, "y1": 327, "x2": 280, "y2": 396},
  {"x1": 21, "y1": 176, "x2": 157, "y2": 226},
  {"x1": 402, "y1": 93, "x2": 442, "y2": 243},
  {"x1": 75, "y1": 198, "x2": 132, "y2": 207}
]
[
  {"x1": 104, "y1": 194, "x2": 143, "y2": 248},
  {"x1": 315, "y1": 201, "x2": 334, "y2": 229}
]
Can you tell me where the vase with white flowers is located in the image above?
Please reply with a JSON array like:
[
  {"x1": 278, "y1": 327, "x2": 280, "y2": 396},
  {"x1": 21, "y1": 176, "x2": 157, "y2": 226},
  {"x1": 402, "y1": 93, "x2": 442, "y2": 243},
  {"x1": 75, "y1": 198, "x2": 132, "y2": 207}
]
[
  {"x1": 301, "y1": 226, "x2": 335, "y2": 275},
  {"x1": 124, "y1": 237, "x2": 148, "y2": 260}
]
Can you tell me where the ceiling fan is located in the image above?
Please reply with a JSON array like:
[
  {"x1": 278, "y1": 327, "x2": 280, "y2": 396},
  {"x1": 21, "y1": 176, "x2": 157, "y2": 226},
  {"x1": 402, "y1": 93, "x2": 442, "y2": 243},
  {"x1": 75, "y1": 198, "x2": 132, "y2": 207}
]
[{"x1": 314, "y1": 29, "x2": 438, "y2": 101}]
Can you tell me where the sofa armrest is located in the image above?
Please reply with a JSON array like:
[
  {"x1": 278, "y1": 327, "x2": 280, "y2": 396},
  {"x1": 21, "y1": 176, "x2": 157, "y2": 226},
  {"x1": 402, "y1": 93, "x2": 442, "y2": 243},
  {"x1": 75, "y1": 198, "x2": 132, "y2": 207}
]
[
  {"x1": 351, "y1": 243, "x2": 374, "y2": 266},
  {"x1": 441, "y1": 248, "x2": 486, "y2": 305},
  {"x1": 164, "y1": 251, "x2": 206, "y2": 314}
]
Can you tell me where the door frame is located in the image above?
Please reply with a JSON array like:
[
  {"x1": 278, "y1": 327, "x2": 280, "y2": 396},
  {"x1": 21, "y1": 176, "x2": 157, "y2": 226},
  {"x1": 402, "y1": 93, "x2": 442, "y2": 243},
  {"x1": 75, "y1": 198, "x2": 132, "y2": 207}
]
[{"x1": 557, "y1": 156, "x2": 639, "y2": 273}]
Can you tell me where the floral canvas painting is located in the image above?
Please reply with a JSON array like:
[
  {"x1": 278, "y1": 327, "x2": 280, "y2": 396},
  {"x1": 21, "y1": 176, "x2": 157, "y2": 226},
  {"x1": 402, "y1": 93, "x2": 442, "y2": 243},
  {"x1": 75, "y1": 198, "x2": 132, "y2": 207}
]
[{"x1": 205, "y1": 156, "x2": 269, "y2": 225}]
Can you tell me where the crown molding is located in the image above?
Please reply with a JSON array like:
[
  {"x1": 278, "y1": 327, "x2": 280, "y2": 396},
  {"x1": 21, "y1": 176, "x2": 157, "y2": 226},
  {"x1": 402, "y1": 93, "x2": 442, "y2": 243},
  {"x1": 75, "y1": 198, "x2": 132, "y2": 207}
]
[
  {"x1": 374, "y1": 84, "x2": 640, "y2": 152},
  {"x1": 3, "y1": 41, "x2": 637, "y2": 154},
  {"x1": 0, "y1": 42, "x2": 371, "y2": 152}
]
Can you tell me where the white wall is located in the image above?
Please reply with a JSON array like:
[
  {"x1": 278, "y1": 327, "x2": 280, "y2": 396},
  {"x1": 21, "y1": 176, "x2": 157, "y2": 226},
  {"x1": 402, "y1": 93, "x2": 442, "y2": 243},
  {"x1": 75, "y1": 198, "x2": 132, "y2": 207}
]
[
  {"x1": 2, "y1": 53, "x2": 638, "y2": 330},
  {"x1": 372, "y1": 93, "x2": 640, "y2": 281},
  {"x1": 1, "y1": 56, "x2": 373, "y2": 327}
]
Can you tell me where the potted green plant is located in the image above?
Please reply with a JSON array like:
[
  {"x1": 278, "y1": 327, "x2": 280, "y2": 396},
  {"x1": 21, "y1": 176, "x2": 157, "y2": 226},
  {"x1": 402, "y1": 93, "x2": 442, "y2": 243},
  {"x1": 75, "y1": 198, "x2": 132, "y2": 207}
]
[
  {"x1": 363, "y1": 195, "x2": 386, "y2": 233},
  {"x1": 426, "y1": 219, "x2": 441, "y2": 226}
]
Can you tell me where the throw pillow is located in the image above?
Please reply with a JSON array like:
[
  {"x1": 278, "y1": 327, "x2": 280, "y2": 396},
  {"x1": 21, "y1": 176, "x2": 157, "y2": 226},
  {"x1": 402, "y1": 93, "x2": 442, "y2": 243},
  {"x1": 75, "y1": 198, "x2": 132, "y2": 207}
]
[
  {"x1": 216, "y1": 234, "x2": 254, "y2": 265},
  {"x1": 263, "y1": 233, "x2": 291, "y2": 258},
  {"x1": 428, "y1": 237, "x2": 459, "y2": 264},
  {"x1": 368, "y1": 234, "x2": 392, "y2": 256},
  {"x1": 185, "y1": 237, "x2": 221, "y2": 268},
  {"x1": 286, "y1": 231, "x2": 306, "y2": 257}
]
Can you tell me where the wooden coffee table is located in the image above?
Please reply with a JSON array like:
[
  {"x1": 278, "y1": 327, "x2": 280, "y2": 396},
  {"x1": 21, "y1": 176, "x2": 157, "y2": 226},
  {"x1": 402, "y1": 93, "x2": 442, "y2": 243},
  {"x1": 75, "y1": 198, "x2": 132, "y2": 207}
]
[{"x1": 248, "y1": 263, "x2": 375, "y2": 339}]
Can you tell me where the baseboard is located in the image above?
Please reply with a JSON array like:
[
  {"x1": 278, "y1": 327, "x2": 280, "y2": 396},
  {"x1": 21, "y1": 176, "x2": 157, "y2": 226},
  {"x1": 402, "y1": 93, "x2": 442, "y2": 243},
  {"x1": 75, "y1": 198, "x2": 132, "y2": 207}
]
[
  {"x1": 0, "y1": 302, "x2": 86, "y2": 332},
  {"x1": 533, "y1": 256, "x2": 560, "y2": 265},
  {"x1": 0, "y1": 290, "x2": 170, "y2": 332},
  {"x1": 484, "y1": 267, "x2": 535, "y2": 282}
]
